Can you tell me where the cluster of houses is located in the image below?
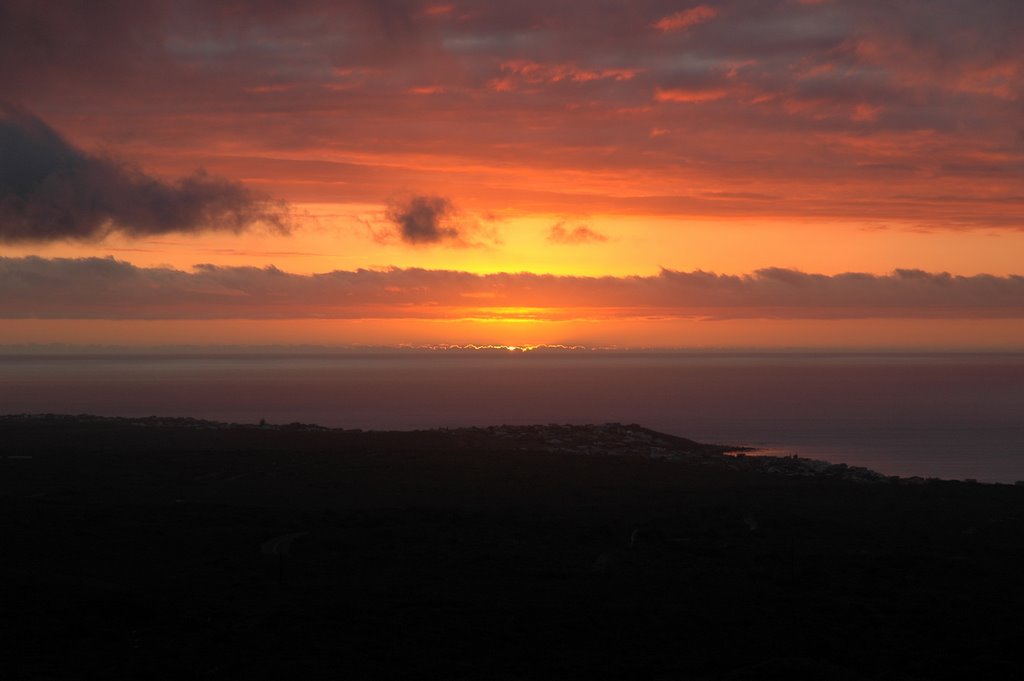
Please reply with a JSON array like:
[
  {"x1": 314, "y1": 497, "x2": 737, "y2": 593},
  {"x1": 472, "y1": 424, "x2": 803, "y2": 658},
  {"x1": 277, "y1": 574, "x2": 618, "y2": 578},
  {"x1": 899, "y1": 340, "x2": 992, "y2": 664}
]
[{"x1": 464, "y1": 422, "x2": 893, "y2": 483}]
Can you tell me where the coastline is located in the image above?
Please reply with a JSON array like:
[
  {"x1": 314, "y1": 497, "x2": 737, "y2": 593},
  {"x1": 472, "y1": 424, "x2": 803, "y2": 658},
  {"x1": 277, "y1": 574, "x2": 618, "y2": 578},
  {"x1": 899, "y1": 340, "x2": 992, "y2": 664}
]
[
  {"x1": 4, "y1": 412, "x2": 1008, "y2": 486},
  {"x1": 4, "y1": 412, "x2": 904, "y2": 485},
  {"x1": 4, "y1": 351, "x2": 1022, "y2": 483}
]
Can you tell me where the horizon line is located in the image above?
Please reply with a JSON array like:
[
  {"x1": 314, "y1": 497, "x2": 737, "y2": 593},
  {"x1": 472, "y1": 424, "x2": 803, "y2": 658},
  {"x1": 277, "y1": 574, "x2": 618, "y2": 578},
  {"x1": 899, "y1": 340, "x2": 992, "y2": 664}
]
[{"x1": 2, "y1": 343, "x2": 1024, "y2": 356}]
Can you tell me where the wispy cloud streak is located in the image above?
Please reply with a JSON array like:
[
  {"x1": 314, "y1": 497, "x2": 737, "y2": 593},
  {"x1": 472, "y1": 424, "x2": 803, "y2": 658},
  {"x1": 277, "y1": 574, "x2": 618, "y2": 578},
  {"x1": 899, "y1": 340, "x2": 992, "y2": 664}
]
[{"x1": 547, "y1": 222, "x2": 607, "y2": 244}]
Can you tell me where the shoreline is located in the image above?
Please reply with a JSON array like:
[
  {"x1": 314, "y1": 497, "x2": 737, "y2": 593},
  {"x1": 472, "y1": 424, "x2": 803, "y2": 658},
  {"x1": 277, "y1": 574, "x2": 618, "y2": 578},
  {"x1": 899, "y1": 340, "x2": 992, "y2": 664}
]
[
  {"x1": 0, "y1": 412, "x2": 988, "y2": 485},
  {"x1": 4, "y1": 352, "x2": 1022, "y2": 483}
]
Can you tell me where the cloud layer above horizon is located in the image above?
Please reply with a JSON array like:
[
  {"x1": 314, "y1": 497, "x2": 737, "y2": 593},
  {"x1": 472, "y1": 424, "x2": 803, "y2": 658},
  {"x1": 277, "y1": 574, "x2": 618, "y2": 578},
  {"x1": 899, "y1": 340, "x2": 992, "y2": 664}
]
[{"x1": 2, "y1": 256, "x2": 1022, "y2": 321}]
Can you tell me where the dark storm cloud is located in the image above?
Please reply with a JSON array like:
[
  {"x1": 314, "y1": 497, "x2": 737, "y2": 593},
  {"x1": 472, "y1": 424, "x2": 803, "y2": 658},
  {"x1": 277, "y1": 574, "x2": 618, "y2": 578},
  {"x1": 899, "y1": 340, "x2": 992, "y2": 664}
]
[
  {"x1": 385, "y1": 195, "x2": 460, "y2": 244},
  {"x1": 2, "y1": 256, "x2": 1023, "y2": 320},
  {"x1": 0, "y1": 105, "x2": 288, "y2": 243}
]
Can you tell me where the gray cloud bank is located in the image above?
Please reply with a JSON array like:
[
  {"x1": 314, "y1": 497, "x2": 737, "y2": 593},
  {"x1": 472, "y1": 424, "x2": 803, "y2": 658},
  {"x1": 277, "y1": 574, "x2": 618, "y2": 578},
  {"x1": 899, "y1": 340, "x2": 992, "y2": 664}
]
[
  {"x1": 2, "y1": 256, "x2": 1022, "y2": 320},
  {"x1": 0, "y1": 105, "x2": 288, "y2": 243}
]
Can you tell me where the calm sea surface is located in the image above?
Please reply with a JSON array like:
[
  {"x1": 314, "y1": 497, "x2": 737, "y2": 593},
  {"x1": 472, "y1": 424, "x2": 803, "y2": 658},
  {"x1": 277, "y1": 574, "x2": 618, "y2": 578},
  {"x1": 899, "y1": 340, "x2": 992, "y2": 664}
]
[{"x1": 2, "y1": 351, "x2": 1023, "y2": 482}]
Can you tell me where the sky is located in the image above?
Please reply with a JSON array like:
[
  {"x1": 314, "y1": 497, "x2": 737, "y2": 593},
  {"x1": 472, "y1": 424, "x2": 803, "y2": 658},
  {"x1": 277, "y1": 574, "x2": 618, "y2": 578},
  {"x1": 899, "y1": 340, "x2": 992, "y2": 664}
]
[{"x1": 1, "y1": 0, "x2": 1023, "y2": 348}]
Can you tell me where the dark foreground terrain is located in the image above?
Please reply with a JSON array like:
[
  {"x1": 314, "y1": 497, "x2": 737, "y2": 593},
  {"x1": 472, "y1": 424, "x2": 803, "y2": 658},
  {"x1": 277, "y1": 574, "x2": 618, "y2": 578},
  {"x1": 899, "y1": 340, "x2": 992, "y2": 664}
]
[{"x1": 3, "y1": 415, "x2": 1024, "y2": 680}]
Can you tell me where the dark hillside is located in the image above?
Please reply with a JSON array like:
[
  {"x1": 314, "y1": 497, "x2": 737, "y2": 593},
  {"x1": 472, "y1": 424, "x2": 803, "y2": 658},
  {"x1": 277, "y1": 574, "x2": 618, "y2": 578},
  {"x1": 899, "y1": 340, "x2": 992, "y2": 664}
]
[{"x1": 3, "y1": 415, "x2": 1023, "y2": 679}]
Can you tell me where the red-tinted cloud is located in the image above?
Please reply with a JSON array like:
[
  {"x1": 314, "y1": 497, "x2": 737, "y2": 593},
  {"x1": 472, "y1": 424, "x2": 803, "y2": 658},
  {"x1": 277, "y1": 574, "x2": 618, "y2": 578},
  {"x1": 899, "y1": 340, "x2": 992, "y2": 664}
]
[
  {"x1": 653, "y1": 5, "x2": 718, "y2": 33},
  {"x1": 2, "y1": 1, "x2": 1021, "y2": 230}
]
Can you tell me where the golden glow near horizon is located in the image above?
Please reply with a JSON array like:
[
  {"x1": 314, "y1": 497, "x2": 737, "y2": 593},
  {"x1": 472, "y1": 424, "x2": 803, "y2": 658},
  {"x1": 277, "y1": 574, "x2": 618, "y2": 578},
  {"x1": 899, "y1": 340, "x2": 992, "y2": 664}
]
[
  {"x1": 6, "y1": 317, "x2": 1024, "y2": 352},
  {"x1": 8, "y1": 210, "x2": 1024, "y2": 279}
]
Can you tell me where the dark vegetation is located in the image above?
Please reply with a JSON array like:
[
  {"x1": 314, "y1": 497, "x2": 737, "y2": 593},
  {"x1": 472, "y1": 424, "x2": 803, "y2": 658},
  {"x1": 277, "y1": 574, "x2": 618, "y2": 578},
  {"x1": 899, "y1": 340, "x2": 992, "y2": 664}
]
[{"x1": 3, "y1": 415, "x2": 1024, "y2": 680}]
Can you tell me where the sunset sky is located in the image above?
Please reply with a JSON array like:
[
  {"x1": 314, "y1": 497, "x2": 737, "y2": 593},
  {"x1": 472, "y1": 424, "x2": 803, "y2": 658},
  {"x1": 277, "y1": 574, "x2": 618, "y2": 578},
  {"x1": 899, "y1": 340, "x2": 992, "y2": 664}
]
[{"x1": 2, "y1": 0, "x2": 1023, "y2": 348}]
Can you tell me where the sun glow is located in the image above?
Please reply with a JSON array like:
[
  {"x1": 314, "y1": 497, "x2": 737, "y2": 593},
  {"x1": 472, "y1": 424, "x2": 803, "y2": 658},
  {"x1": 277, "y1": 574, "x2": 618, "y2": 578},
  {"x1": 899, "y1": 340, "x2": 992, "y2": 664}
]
[{"x1": 413, "y1": 343, "x2": 589, "y2": 353}]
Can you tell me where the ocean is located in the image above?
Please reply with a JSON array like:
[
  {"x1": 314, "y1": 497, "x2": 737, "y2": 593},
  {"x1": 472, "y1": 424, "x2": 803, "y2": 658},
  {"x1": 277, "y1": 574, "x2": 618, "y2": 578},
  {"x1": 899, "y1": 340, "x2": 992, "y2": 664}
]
[{"x1": 2, "y1": 350, "x2": 1023, "y2": 483}]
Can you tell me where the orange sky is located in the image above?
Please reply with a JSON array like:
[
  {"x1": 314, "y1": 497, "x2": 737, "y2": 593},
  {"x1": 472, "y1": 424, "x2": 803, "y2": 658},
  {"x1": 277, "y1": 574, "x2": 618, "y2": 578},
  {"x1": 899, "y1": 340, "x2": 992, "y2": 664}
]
[{"x1": 1, "y1": 1, "x2": 1022, "y2": 348}]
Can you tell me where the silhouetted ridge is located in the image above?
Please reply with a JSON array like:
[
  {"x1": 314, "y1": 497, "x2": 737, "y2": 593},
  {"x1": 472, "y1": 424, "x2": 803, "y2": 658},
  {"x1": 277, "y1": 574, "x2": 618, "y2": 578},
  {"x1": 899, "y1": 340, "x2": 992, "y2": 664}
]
[{"x1": 1, "y1": 413, "x2": 893, "y2": 482}]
